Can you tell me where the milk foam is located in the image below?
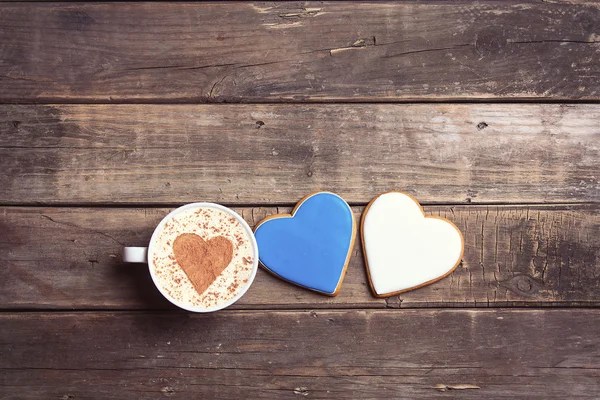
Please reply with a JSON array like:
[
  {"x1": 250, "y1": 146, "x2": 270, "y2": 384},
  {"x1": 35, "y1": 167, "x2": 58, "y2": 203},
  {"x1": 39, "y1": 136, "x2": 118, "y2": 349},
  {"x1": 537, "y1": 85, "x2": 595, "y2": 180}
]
[{"x1": 151, "y1": 207, "x2": 254, "y2": 309}]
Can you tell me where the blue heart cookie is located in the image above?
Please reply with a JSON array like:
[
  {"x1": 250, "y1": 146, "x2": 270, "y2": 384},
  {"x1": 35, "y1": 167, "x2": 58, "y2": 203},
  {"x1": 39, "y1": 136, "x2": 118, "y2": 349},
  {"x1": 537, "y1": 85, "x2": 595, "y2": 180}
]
[{"x1": 254, "y1": 192, "x2": 356, "y2": 296}]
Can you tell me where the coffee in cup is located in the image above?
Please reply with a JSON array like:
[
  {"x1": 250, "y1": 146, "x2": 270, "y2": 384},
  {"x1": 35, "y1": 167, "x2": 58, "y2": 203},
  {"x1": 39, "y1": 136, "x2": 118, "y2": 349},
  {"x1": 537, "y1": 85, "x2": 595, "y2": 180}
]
[{"x1": 123, "y1": 203, "x2": 258, "y2": 312}]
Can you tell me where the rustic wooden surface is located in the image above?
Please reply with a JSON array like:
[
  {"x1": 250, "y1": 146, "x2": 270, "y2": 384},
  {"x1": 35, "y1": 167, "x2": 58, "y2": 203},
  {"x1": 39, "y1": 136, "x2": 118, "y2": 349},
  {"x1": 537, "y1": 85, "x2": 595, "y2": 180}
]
[
  {"x1": 1, "y1": 205, "x2": 598, "y2": 310},
  {"x1": 1, "y1": 0, "x2": 599, "y2": 398},
  {"x1": 1, "y1": 310, "x2": 600, "y2": 399},
  {"x1": 1, "y1": 104, "x2": 599, "y2": 205},
  {"x1": 0, "y1": 2, "x2": 599, "y2": 102}
]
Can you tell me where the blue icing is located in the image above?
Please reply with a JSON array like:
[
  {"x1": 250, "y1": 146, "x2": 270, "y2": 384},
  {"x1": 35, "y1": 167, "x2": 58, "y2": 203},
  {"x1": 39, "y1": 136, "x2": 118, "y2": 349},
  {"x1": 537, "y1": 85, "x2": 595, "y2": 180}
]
[{"x1": 254, "y1": 192, "x2": 354, "y2": 294}]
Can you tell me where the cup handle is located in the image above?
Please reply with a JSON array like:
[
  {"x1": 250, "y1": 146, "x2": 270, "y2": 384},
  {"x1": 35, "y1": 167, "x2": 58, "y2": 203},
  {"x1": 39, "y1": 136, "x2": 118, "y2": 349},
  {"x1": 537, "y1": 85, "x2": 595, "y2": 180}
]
[{"x1": 123, "y1": 247, "x2": 148, "y2": 263}]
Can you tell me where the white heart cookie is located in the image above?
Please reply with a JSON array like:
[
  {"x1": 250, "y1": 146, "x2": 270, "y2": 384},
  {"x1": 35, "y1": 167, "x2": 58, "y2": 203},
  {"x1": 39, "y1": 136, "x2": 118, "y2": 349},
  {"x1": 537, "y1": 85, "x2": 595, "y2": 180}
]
[{"x1": 361, "y1": 192, "x2": 464, "y2": 297}]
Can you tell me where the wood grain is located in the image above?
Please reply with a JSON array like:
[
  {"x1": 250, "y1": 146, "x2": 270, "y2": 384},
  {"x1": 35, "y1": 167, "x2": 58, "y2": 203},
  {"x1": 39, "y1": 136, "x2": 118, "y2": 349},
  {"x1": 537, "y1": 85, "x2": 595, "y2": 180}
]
[
  {"x1": 1, "y1": 104, "x2": 599, "y2": 205},
  {"x1": 0, "y1": 2, "x2": 599, "y2": 102},
  {"x1": 1, "y1": 310, "x2": 599, "y2": 399},
  {"x1": 1, "y1": 205, "x2": 597, "y2": 310}
]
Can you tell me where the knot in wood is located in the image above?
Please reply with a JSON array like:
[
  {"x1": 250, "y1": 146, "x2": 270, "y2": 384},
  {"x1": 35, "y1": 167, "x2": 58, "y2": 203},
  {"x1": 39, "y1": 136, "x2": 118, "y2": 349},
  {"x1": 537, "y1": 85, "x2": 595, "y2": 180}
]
[
  {"x1": 501, "y1": 274, "x2": 543, "y2": 298},
  {"x1": 574, "y1": 10, "x2": 597, "y2": 31},
  {"x1": 475, "y1": 29, "x2": 507, "y2": 56},
  {"x1": 516, "y1": 276, "x2": 533, "y2": 292}
]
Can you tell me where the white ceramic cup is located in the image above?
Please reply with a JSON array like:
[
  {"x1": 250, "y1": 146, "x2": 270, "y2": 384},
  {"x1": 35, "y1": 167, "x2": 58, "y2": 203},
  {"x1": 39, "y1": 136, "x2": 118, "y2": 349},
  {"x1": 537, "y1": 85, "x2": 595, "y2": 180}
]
[{"x1": 123, "y1": 202, "x2": 259, "y2": 312}]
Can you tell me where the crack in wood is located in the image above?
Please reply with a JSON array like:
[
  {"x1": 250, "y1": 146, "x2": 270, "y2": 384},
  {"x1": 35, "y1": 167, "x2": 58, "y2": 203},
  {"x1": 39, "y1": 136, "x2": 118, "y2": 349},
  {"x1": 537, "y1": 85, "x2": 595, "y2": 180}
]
[
  {"x1": 122, "y1": 63, "x2": 238, "y2": 72},
  {"x1": 509, "y1": 39, "x2": 600, "y2": 45},
  {"x1": 40, "y1": 214, "x2": 124, "y2": 246},
  {"x1": 384, "y1": 44, "x2": 472, "y2": 59}
]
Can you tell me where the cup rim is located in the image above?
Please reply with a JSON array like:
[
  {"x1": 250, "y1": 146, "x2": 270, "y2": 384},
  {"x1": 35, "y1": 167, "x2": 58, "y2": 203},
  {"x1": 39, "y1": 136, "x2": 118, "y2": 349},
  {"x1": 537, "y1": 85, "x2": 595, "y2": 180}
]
[{"x1": 148, "y1": 202, "x2": 259, "y2": 312}]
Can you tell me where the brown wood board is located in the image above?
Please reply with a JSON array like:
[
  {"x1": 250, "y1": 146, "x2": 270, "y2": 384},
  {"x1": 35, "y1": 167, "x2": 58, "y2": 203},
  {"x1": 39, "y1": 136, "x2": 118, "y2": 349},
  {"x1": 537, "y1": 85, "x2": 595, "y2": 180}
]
[
  {"x1": 0, "y1": 2, "x2": 599, "y2": 102},
  {"x1": 1, "y1": 1, "x2": 598, "y2": 399},
  {"x1": 1, "y1": 310, "x2": 599, "y2": 399},
  {"x1": 1, "y1": 104, "x2": 598, "y2": 205},
  {"x1": 0, "y1": 205, "x2": 598, "y2": 310}
]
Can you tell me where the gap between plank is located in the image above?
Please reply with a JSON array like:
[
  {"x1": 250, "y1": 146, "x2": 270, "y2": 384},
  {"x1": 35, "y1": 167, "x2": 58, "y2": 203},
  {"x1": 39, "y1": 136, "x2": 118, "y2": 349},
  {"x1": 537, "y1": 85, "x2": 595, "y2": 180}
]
[
  {"x1": 0, "y1": 201, "x2": 598, "y2": 208},
  {"x1": 2, "y1": 306, "x2": 600, "y2": 314},
  {"x1": 2, "y1": 99, "x2": 600, "y2": 105}
]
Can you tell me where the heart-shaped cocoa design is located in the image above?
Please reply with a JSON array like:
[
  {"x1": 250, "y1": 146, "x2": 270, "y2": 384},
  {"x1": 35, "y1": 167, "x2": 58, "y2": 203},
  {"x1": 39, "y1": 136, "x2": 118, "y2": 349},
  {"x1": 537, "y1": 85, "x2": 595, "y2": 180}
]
[{"x1": 172, "y1": 233, "x2": 234, "y2": 295}]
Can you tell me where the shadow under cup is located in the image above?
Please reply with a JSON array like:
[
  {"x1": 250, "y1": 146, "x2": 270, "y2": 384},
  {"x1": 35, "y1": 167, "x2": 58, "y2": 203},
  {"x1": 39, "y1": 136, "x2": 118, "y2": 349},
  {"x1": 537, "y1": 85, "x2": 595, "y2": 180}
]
[{"x1": 145, "y1": 203, "x2": 259, "y2": 312}]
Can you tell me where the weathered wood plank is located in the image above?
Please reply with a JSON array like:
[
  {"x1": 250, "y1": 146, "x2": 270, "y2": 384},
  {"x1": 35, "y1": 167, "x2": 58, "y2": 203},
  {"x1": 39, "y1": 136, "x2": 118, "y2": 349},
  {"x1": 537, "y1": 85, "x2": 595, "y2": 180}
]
[
  {"x1": 1, "y1": 310, "x2": 599, "y2": 399},
  {"x1": 0, "y1": 205, "x2": 597, "y2": 310},
  {"x1": 0, "y1": 2, "x2": 598, "y2": 102},
  {"x1": 1, "y1": 104, "x2": 598, "y2": 204}
]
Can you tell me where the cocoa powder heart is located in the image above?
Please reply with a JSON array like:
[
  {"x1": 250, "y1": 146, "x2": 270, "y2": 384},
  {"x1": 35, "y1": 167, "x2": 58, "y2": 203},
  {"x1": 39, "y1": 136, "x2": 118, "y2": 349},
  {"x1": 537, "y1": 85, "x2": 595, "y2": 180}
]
[{"x1": 172, "y1": 233, "x2": 234, "y2": 295}]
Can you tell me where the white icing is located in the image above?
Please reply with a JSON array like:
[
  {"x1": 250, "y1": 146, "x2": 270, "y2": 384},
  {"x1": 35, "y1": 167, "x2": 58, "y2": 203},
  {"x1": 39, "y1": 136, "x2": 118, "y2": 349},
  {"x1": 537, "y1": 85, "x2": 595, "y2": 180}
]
[{"x1": 363, "y1": 192, "x2": 463, "y2": 296}]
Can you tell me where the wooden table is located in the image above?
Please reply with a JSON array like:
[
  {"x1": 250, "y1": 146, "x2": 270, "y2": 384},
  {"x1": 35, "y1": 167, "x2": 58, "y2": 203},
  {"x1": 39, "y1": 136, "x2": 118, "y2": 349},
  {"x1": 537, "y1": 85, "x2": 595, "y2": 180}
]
[{"x1": 1, "y1": 2, "x2": 599, "y2": 398}]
